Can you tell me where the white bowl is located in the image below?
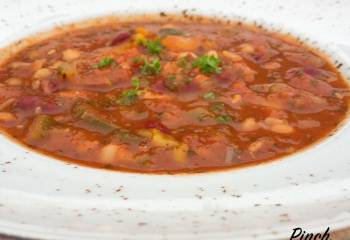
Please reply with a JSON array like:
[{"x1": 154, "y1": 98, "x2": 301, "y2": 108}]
[{"x1": 0, "y1": 0, "x2": 350, "y2": 239}]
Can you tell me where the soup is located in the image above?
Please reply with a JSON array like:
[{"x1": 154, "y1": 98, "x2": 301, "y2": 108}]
[{"x1": 0, "y1": 16, "x2": 348, "y2": 173}]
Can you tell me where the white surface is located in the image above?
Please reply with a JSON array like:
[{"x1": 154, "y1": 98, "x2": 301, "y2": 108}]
[{"x1": 0, "y1": 0, "x2": 350, "y2": 239}]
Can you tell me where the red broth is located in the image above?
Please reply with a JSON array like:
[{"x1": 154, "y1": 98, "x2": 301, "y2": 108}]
[{"x1": 0, "y1": 16, "x2": 348, "y2": 173}]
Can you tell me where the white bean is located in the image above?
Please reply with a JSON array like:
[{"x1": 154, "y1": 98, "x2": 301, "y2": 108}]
[
  {"x1": 239, "y1": 118, "x2": 259, "y2": 132},
  {"x1": 62, "y1": 49, "x2": 81, "y2": 61},
  {"x1": 100, "y1": 144, "x2": 119, "y2": 164},
  {"x1": 34, "y1": 68, "x2": 51, "y2": 79},
  {"x1": 262, "y1": 117, "x2": 294, "y2": 134}
]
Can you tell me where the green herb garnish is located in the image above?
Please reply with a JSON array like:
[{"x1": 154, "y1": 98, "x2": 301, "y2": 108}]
[
  {"x1": 144, "y1": 39, "x2": 163, "y2": 55},
  {"x1": 216, "y1": 115, "x2": 232, "y2": 124},
  {"x1": 116, "y1": 89, "x2": 140, "y2": 106},
  {"x1": 131, "y1": 57, "x2": 145, "y2": 64},
  {"x1": 177, "y1": 56, "x2": 190, "y2": 69},
  {"x1": 203, "y1": 92, "x2": 216, "y2": 100},
  {"x1": 93, "y1": 57, "x2": 115, "y2": 69},
  {"x1": 192, "y1": 55, "x2": 221, "y2": 74},
  {"x1": 141, "y1": 58, "x2": 161, "y2": 75},
  {"x1": 116, "y1": 76, "x2": 143, "y2": 106},
  {"x1": 131, "y1": 76, "x2": 141, "y2": 89},
  {"x1": 211, "y1": 103, "x2": 225, "y2": 113}
]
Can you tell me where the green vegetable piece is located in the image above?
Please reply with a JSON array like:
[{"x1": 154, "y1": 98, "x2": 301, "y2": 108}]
[
  {"x1": 177, "y1": 56, "x2": 190, "y2": 69},
  {"x1": 131, "y1": 57, "x2": 145, "y2": 64},
  {"x1": 192, "y1": 55, "x2": 222, "y2": 74},
  {"x1": 116, "y1": 89, "x2": 140, "y2": 106},
  {"x1": 164, "y1": 75, "x2": 178, "y2": 91},
  {"x1": 131, "y1": 76, "x2": 141, "y2": 89},
  {"x1": 159, "y1": 28, "x2": 184, "y2": 37},
  {"x1": 216, "y1": 115, "x2": 232, "y2": 124},
  {"x1": 113, "y1": 129, "x2": 145, "y2": 145},
  {"x1": 164, "y1": 74, "x2": 191, "y2": 91},
  {"x1": 144, "y1": 39, "x2": 163, "y2": 55},
  {"x1": 203, "y1": 92, "x2": 216, "y2": 100},
  {"x1": 27, "y1": 115, "x2": 54, "y2": 140},
  {"x1": 211, "y1": 103, "x2": 225, "y2": 113},
  {"x1": 140, "y1": 58, "x2": 161, "y2": 75},
  {"x1": 93, "y1": 57, "x2": 115, "y2": 69},
  {"x1": 73, "y1": 103, "x2": 118, "y2": 134}
]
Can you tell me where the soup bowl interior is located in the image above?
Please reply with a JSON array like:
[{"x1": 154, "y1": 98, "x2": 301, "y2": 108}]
[{"x1": 0, "y1": 0, "x2": 350, "y2": 239}]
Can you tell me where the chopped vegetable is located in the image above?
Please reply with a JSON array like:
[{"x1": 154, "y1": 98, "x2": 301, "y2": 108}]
[
  {"x1": 164, "y1": 75, "x2": 177, "y2": 91},
  {"x1": 216, "y1": 115, "x2": 232, "y2": 124},
  {"x1": 192, "y1": 55, "x2": 222, "y2": 74},
  {"x1": 93, "y1": 57, "x2": 115, "y2": 69},
  {"x1": 211, "y1": 103, "x2": 225, "y2": 113},
  {"x1": 131, "y1": 57, "x2": 145, "y2": 64},
  {"x1": 110, "y1": 31, "x2": 131, "y2": 46},
  {"x1": 203, "y1": 92, "x2": 216, "y2": 100},
  {"x1": 58, "y1": 62, "x2": 77, "y2": 78},
  {"x1": 141, "y1": 129, "x2": 189, "y2": 162},
  {"x1": 131, "y1": 76, "x2": 141, "y2": 89},
  {"x1": 149, "y1": 129, "x2": 179, "y2": 147},
  {"x1": 113, "y1": 129, "x2": 145, "y2": 145},
  {"x1": 140, "y1": 58, "x2": 161, "y2": 75},
  {"x1": 143, "y1": 39, "x2": 163, "y2": 55},
  {"x1": 27, "y1": 115, "x2": 54, "y2": 140},
  {"x1": 73, "y1": 102, "x2": 118, "y2": 134},
  {"x1": 173, "y1": 143, "x2": 189, "y2": 163},
  {"x1": 116, "y1": 89, "x2": 140, "y2": 106},
  {"x1": 177, "y1": 56, "x2": 191, "y2": 70}
]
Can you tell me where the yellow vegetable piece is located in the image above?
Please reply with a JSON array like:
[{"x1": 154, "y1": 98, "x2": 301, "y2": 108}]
[
  {"x1": 150, "y1": 129, "x2": 178, "y2": 147},
  {"x1": 173, "y1": 143, "x2": 189, "y2": 163},
  {"x1": 134, "y1": 33, "x2": 146, "y2": 45},
  {"x1": 137, "y1": 128, "x2": 189, "y2": 162},
  {"x1": 135, "y1": 27, "x2": 152, "y2": 37}
]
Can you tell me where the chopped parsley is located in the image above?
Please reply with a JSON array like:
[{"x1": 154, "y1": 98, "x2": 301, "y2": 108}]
[
  {"x1": 203, "y1": 92, "x2": 216, "y2": 100},
  {"x1": 211, "y1": 103, "x2": 225, "y2": 113},
  {"x1": 116, "y1": 89, "x2": 140, "y2": 106},
  {"x1": 164, "y1": 75, "x2": 178, "y2": 91},
  {"x1": 131, "y1": 57, "x2": 145, "y2": 64},
  {"x1": 192, "y1": 55, "x2": 221, "y2": 74},
  {"x1": 131, "y1": 76, "x2": 141, "y2": 89},
  {"x1": 177, "y1": 56, "x2": 191, "y2": 69},
  {"x1": 93, "y1": 57, "x2": 115, "y2": 69},
  {"x1": 116, "y1": 76, "x2": 142, "y2": 106},
  {"x1": 144, "y1": 38, "x2": 163, "y2": 55},
  {"x1": 141, "y1": 58, "x2": 161, "y2": 75},
  {"x1": 216, "y1": 115, "x2": 232, "y2": 124}
]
